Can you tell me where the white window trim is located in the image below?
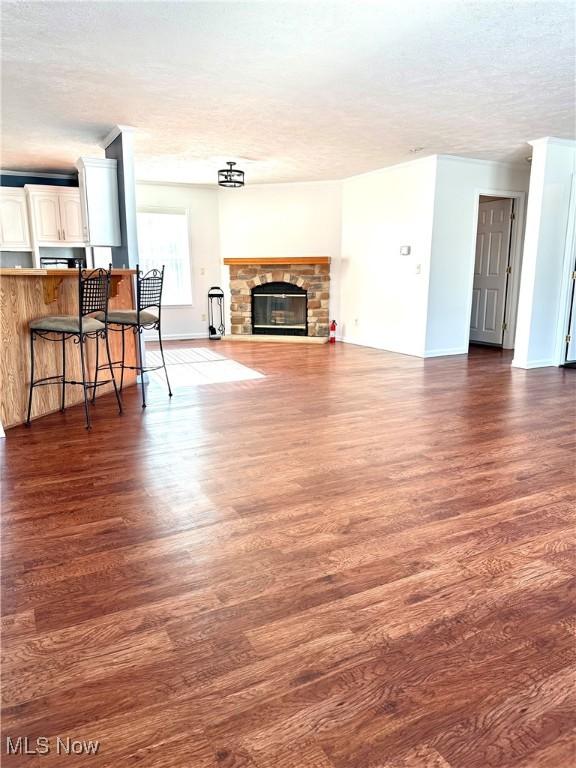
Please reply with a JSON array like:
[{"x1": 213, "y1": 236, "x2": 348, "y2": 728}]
[{"x1": 137, "y1": 205, "x2": 194, "y2": 308}]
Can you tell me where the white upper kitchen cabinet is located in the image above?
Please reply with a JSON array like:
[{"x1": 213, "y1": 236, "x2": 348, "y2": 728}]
[
  {"x1": 58, "y1": 190, "x2": 85, "y2": 242},
  {"x1": 29, "y1": 189, "x2": 61, "y2": 242},
  {"x1": 25, "y1": 185, "x2": 86, "y2": 245},
  {"x1": 77, "y1": 157, "x2": 121, "y2": 246},
  {"x1": 0, "y1": 188, "x2": 31, "y2": 250}
]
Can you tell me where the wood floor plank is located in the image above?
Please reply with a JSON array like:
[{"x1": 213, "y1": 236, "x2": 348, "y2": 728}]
[
  {"x1": 245, "y1": 559, "x2": 569, "y2": 655},
  {"x1": 246, "y1": 739, "x2": 335, "y2": 768},
  {"x1": 204, "y1": 574, "x2": 576, "y2": 764},
  {"x1": 2, "y1": 703, "x2": 217, "y2": 768},
  {"x1": 0, "y1": 610, "x2": 36, "y2": 642},
  {"x1": 1, "y1": 342, "x2": 574, "y2": 767},
  {"x1": 431, "y1": 667, "x2": 576, "y2": 768},
  {"x1": 2, "y1": 628, "x2": 175, "y2": 708},
  {"x1": 377, "y1": 745, "x2": 453, "y2": 767},
  {"x1": 509, "y1": 728, "x2": 576, "y2": 767}
]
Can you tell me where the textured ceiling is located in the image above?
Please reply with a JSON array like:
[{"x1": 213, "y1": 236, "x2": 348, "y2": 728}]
[{"x1": 1, "y1": 1, "x2": 574, "y2": 184}]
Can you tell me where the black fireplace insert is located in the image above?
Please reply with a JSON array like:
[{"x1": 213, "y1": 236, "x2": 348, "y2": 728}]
[{"x1": 251, "y1": 282, "x2": 307, "y2": 336}]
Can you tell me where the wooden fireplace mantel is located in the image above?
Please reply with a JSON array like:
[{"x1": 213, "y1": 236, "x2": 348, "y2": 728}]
[{"x1": 223, "y1": 257, "x2": 330, "y2": 266}]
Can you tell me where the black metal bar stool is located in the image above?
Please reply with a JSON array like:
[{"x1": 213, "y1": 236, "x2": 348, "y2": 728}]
[
  {"x1": 95, "y1": 264, "x2": 172, "y2": 408},
  {"x1": 26, "y1": 265, "x2": 122, "y2": 430}
]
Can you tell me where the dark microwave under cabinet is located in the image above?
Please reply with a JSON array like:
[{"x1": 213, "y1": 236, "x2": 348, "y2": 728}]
[{"x1": 40, "y1": 256, "x2": 86, "y2": 269}]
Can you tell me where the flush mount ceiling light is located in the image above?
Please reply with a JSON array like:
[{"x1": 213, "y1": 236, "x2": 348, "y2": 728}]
[{"x1": 218, "y1": 161, "x2": 245, "y2": 188}]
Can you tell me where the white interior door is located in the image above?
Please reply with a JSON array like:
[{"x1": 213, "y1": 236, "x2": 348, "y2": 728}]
[{"x1": 470, "y1": 198, "x2": 513, "y2": 344}]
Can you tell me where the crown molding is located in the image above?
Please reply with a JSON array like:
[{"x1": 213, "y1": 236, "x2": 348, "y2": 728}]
[
  {"x1": 76, "y1": 157, "x2": 117, "y2": 170},
  {"x1": 100, "y1": 124, "x2": 136, "y2": 149},
  {"x1": 346, "y1": 154, "x2": 438, "y2": 181},
  {"x1": 0, "y1": 169, "x2": 76, "y2": 179},
  {"x1": 136, "y1": 179, "x2": 218, "y2": 190},
  {"x1": 528, "y1": 136, "x2": 576, "y2": 149},
  {"x1": 438, "y1": 154, "x2": 528, "y2": 171}
]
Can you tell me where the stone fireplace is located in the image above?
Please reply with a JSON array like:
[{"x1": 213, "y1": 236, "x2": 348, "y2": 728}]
[{"x1": 225, "y1": 258, "x2": 330, "y2": 338}]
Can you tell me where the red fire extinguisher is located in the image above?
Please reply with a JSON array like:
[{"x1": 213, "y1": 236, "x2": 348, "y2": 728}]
[{"x1": 329, "y1": 320, "x2": 337, "y2": 344}]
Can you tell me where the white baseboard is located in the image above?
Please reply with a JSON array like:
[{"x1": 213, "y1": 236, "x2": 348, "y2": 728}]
[
  {"x1": 338, "y1": 336, "x2": 470, "y2": 360},
  {"x1": 423, "y1": 347, "x2": 469, "y2": 358},
  {"x1": 336, "y1": 335, "x2": 426, "y2": 358},
  {"x1": 511, "y1": 357, "x2": 556, "y2": 369}
]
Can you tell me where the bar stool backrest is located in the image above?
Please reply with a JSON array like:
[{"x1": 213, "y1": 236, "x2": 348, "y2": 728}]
[
  {"x1": 137, "y1": 265, "x2": 165, "y2": 316},
  {"x1": 79, "y1": 264, "x2": 112, "y2": 323}
]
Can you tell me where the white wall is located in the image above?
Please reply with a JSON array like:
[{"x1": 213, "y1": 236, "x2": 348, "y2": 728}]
[
  {"x1": 219, "y1": 180, "x2": 342, "y2": 259},
  {"x1": 136, "y1": 183, "x2": 221, "y2": 338},
  {"x1": 513, "y1": 138, "x2": 576, "y2": 368},
  {"x1": 219, "y1": 180, "x2": 342, "y2": 323},
  {"x1": 338, "y1": 156, "x2": 437, "y2": 356},
  {"x1": 425, "y1": 156, "x2": 531, "y2": 356}
]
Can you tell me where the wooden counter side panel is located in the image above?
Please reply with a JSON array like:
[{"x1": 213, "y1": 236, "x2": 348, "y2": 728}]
[{"x1": 0, "y1": 275, "x2": 138, "y2": 428}]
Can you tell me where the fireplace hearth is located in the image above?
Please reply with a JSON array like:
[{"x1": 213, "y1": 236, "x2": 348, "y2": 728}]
[{"x1": 252, "y1": 282, "x2": 307, "y2": 336}]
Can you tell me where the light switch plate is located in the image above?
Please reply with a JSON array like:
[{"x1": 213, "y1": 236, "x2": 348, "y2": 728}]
[{"x1": 400, "y1": 245, "x2": 411, "y2": 256}]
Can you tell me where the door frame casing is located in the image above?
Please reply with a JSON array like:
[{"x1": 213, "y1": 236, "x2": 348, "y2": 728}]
[
  {"x1": 468, "y1": 189, "x2": 527, "y2": 350},
  {"x1": 552, "y1": 173, "x2": 576, "y2": 365}
]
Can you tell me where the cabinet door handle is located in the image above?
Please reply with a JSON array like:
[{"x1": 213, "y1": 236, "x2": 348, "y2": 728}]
[
  {"x1": 57, "y1": 229, "x2": 61, "y2": 240},
  {"x1": 62, "y1": 229, "x2": 66, "y2": 241}
]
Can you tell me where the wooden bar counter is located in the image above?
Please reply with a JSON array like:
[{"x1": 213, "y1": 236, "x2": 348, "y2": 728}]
[{"x1": 0, "y1": 268, "x2": 138, "y2": 429}]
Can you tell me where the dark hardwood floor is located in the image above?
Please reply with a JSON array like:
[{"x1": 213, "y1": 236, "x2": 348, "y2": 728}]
[{"x1": 1, "y1": 341, "x2": 575, "y2": 767}]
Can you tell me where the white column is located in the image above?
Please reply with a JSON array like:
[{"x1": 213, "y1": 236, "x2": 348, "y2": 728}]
[{"x1": 512, "y1": 138, "x2": 576, "y2": 369}]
